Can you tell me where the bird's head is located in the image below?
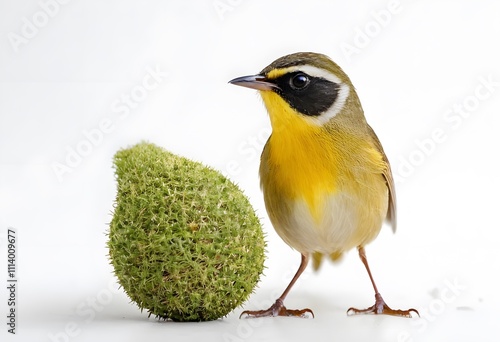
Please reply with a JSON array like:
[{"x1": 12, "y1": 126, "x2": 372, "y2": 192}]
[{"x1": 229, "y1": 52, "x2": 365, "y2": 132}]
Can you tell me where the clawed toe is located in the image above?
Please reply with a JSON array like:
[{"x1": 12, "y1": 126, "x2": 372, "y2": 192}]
[
  {"x1": 347, "y1": 293, "x2": 419, "y2": 318},
  {"x1": 240, "y1": 299, "x2": 314, "y2": 319}
]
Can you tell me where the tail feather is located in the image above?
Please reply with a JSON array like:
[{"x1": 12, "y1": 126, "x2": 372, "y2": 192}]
[
  {"x1": 311, "y1": 251, "x2": 344, "y2": 271},
  {"x1": 312, "y1": 252, "x2": 323, "y2": 271}
]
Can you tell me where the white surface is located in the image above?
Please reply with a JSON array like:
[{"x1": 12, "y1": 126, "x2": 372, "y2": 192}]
[{"x1": 1, "y1": 0, "x2": 500, "y2": 341}]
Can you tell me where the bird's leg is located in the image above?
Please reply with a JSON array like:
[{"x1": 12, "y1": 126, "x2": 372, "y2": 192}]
[
  {"x1": 240, "y1": 253, "x2": 314, "y2": 318},
  {"x1": 347, "y1": 246, "x2": 419, "y2": 318}
]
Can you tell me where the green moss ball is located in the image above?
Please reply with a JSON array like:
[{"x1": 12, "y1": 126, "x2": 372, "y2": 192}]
[{"x1": 108, "y1": 142, "x2": 266, "y2": 322}]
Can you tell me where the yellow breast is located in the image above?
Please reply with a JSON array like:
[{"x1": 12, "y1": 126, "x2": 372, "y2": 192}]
[
  {"x1": 261, "y1": 90, "x2": 381, "y2": 213},
  {"x1": 259, "y1": 90, "x2": 388, "y2": 253}
]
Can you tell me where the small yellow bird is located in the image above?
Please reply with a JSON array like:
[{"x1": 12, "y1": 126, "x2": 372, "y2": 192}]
[{"x1": 229, "y1": 52, "x2": 417, "y2": 318}]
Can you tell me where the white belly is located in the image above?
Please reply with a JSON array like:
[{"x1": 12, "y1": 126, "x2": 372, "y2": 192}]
[{"x1": 269, "y1": 191, "x2": 387, "y2": 255}]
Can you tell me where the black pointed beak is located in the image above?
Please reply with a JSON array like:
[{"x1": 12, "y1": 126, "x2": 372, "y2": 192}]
[{"x1": 228, "y1": 75, "x2": 277, "y2": 91}]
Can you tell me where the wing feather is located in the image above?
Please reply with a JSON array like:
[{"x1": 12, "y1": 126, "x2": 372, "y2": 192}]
[{"x1": 367, "y1": 125, "x2": 397, "y2": 232}]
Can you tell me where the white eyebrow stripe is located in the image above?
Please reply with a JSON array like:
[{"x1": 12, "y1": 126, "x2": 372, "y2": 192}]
[{"x1": 285, "y1": 65, "x2": 343, "y2": 85}]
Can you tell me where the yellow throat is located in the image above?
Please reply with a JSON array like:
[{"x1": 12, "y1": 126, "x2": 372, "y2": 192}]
[
  {"x1": 260, "y1": 88, "x2": 341, "y2": 223},
  {"x1": 259, "y1": 68, "x2": 385, "y2": 224}
]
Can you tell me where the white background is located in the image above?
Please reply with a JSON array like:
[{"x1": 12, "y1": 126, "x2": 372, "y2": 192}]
[{"x1": 1, "y1": 0, "x2": 500, "y2": 341}]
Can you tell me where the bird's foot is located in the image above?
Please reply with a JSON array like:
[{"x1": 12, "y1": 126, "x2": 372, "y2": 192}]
[
  {"x1": 347, "y1": 293, "x2": 419, "y2": 318},
  {"x1": 240, "y1": 299, "x2": 314, "y2": 319}
]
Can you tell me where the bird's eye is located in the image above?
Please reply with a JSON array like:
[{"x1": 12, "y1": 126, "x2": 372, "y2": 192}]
[{"x1": 290, "y1": 73, "x2": 310, "y2": 90}]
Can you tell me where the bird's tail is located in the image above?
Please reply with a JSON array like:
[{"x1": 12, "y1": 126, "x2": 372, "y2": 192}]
[{"x1": 312, "y1": 251, "x2": 343, "y2": 271}]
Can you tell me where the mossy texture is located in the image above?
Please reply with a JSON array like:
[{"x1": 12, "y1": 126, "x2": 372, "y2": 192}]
[{"x1": 108, "y1": 142, "x2": 265, "y2": 321}]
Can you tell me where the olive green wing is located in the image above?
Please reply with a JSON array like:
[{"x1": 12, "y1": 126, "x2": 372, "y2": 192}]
[{"x1": 367, "y1": 125, "x2": 397, "y2": 233}]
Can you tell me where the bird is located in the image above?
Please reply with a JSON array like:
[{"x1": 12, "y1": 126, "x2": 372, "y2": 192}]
[{"x1": 229, "y1": 52, "x2": 418, "y2": 318}]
